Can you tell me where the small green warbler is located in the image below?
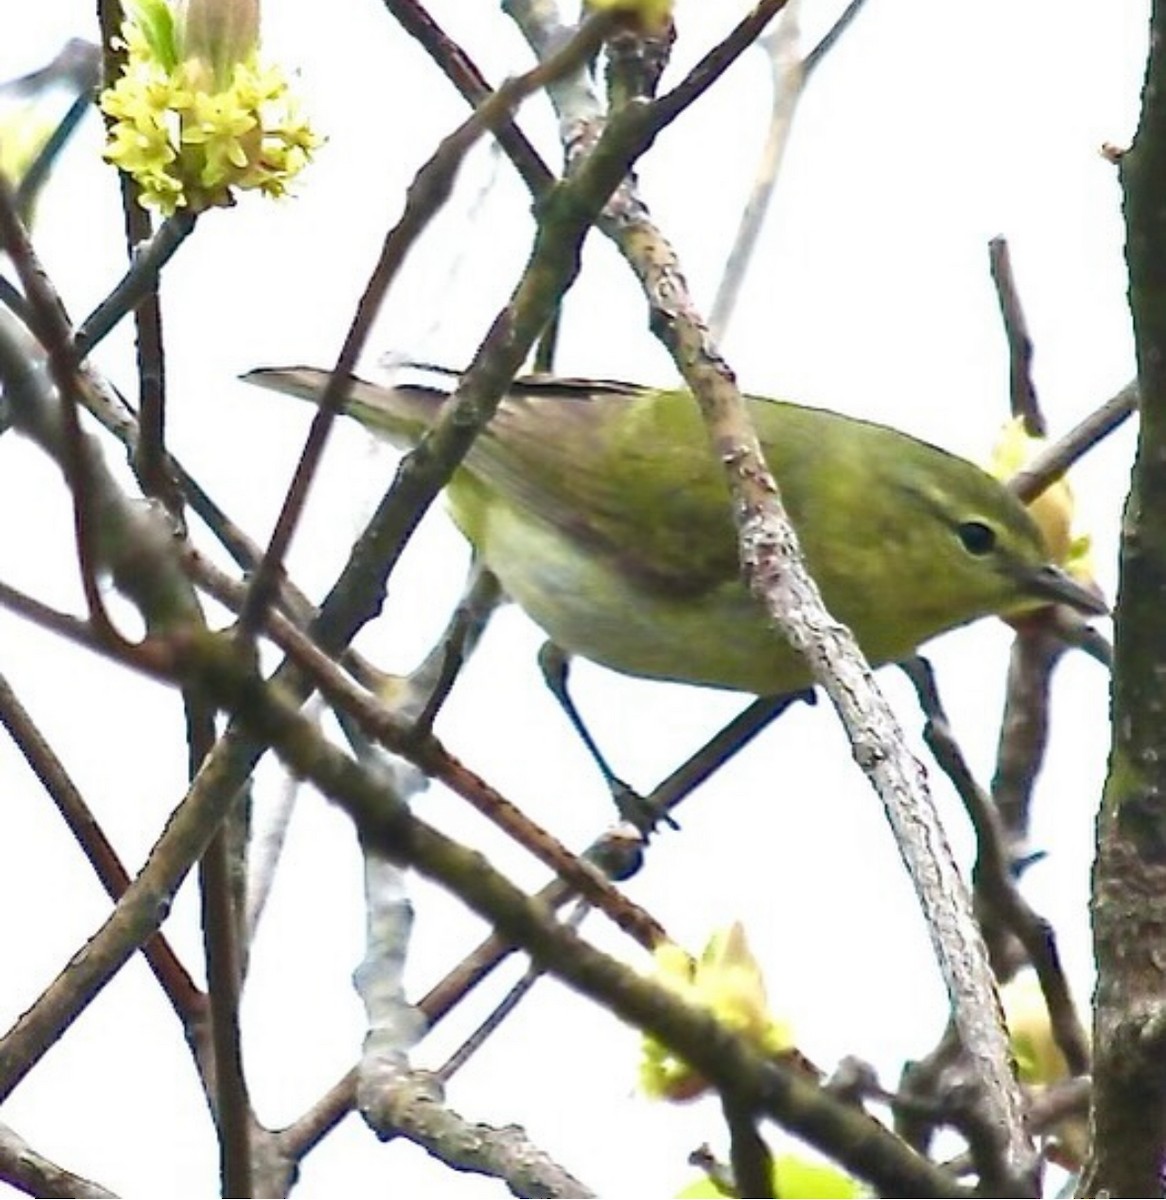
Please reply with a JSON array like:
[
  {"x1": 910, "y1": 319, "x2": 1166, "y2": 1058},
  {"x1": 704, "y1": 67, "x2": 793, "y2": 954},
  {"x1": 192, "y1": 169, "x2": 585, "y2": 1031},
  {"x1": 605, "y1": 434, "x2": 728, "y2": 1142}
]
[{"x1": 245, "y1": 367, "x2": 1104, "y2": 693}]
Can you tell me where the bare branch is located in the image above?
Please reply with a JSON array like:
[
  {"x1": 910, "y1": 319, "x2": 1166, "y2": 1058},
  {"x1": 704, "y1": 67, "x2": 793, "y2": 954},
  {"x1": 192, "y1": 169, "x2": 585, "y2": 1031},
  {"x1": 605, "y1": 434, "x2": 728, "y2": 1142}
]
[
  {"x1": 988, "y1": 236, "x2": 1044, "y2": 435},
  {"x1": 1085, "y1": 2, "x2": 1166, "y2": 1189},
  {"x1": 709, "y1": 3, "x2": 804, "y2": 342},
  {"x1": 1008, "y1": 380, "x2": 1137, "y2": 505},
  {"x1": 0, "y1": 1123, "x2": 115, "y2": 1199},
  {"x1": 722, "y1": 1092, "x2": 774, "y2": 1200},
  {"x1": 0, "y1": 176, "x2": 127, "y2": 647},
  {"x1": 0, "y1": 671, "x2": 203, "y2": 1020},
  {"x1": 72, "y1": 213, "x2": 198, "y2": 357},
  {"x1": 381, "y1": 0, "x2": 555, "y2": 197},
  {"x1": 902, "y1": 658, "x2": 1090, "y2": 1081},
  {"x1": 368, "y1": 1069, "x2": 594, "y2": 1197}
]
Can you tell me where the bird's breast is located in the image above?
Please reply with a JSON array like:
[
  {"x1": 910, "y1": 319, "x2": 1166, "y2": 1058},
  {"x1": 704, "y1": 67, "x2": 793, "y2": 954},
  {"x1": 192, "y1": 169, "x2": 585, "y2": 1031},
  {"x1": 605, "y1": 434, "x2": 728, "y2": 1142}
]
[{"x1": 448, "y1": 482, "x2": 817, "y2": 694}]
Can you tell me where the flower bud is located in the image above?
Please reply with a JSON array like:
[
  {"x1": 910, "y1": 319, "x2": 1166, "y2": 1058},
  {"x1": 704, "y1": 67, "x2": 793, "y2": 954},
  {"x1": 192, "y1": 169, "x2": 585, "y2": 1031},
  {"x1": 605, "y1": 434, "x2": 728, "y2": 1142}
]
[
  {"x1": 179, "y1": 0, "x2": 259, "y2": 88},
  {"x1": 639, "y1": 924, "x2": 796, "y2": 1101}
]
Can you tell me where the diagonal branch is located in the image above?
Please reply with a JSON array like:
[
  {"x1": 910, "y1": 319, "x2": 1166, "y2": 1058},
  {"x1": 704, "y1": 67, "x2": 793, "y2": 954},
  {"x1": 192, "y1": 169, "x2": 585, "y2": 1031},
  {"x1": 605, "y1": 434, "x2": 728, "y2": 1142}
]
[
  {"x1": 0, "y1": 1122, "x2": 115, "y2": 1200},
  {"x1": 0, "y1": 671, "x2": 202, "y2": 1021}
]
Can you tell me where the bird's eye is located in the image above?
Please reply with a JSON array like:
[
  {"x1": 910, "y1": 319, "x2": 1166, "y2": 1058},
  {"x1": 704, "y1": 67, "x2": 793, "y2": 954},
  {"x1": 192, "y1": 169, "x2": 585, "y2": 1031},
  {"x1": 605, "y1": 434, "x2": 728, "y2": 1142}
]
[{"x1": 957, "y1": 520, "x2": 997, "y2": 556}]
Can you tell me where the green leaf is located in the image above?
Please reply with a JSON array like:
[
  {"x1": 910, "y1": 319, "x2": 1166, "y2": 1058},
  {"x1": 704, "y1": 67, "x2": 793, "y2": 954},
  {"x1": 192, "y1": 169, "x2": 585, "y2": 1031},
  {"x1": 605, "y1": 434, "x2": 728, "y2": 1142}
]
[
  {"x1": 772, "y1": 1154, "x2": 865, "y2": 1198},
  {"x1": 128, "y1": 0, "x2": 179, "y2": 70},
  {"x1": 678, "y1": 1153, "x2": 866, "y2": 1199}
]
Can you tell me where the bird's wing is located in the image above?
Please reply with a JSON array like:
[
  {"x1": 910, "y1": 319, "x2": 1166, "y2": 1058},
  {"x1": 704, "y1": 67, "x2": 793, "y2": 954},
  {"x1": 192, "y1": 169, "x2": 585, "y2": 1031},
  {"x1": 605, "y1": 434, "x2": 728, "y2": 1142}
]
[
  {"x1": 246, "y1": 367, "x2": 749, "y2": 596},
  {"x1": 459, "y1": 378, "x2": 744, "y2": 597}
]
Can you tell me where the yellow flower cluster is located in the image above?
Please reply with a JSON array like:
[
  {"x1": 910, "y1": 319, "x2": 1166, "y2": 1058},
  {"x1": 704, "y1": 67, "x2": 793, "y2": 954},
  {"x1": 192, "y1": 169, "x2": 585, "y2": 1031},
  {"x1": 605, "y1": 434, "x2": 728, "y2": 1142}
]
[
  {"x1": 987, "y1": 417, "x2": 1096, "y2": 588},
  {"x1": 100, "y1": 5, "x2": 320, "y2": 215},
  {"x1": 640, "y1": 923, "x2": 794, "y2": 1101}
]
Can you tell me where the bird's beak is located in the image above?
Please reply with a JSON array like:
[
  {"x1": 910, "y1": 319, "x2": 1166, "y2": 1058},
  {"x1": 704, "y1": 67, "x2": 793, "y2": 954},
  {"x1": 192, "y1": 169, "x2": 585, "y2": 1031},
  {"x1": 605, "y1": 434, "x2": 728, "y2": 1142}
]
[{"x1": 1019, "y1": 562, "x2": 1108, "y2": 616}]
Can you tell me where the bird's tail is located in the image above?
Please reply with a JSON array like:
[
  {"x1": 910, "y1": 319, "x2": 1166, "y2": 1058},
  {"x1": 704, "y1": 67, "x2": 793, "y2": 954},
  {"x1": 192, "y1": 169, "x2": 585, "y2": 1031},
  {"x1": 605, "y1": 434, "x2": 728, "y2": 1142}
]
[{"x1": 243, "y1": 364, "x2": 450, "y2": 450}]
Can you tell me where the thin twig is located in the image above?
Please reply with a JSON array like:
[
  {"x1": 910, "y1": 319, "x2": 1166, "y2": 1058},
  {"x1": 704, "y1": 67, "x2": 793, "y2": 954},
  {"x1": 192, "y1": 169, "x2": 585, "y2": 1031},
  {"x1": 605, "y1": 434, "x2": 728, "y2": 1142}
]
[
  {"x1": 178, "y1": 539, "x2": 404, "y2": 713},
  {"x1": 0, "y1": 670, "x2": 202, "y2": 1020},
  {"x1": 91, "y1": 0, "x2": 186, "y2": 520},
  {"x1": 990, "y1": 628, "x2": 1066, "y2": 847},
  {"x1": 401, "y1": 562, "x2": 503, "y2": 733},
  {"x1": 436, "y1": 901, "x2": 589, "y2": 1083},
  {"x1": 722, "y1": 1092, "x2": 774, "y2": 1200},
  {"x1": 1008, "y1": 380, "x2": 1137, "y2": 504},
  {"x1": 708, "y1": 0, "x2": 872, "y2": 340},
  {"x1": 73, "y1": 213, "x2": 198, "y2": 357},
  {"x1": 190, "y1": 691, "x2": 255, "y2": 1199},
  {"x1": 0, "y1": 176, "x2": 126, "y2": 648},
  {"x1": 128, "y1": 251, "x2": 181, "y2": 517},
  {"x1": 380, "y1": 0, "x2": 556, "y2": 198},
  {"x1": 709, "y1": 2, "x2": 803, "y2": 342},
  {"x1": 0, "y1": 578, "x2": 144, "y2": 671},
  {"x1": 988, "y1": 236, "x2": 1043, "y2": 435},
  {"x1": 901, "y1": 658, "x2": 1090, "y2": 1081},
  {"x1": 276, "y1": 1071, "x2": 353, "y2": 1162},
  {"x1": 245, "y1": 765, "x2": 300, "y2": 940},
  {"x1": 436, "y1": 961, "x2": 543, "y2": 1083},
  {"x1": 653, "y1": 0, "x2": 790, "y2": 125},
  {"x1": 802, "y1": 0, "x2": 872, "y2": 75},
  {"x1": 648, "y1": 693, "x2": 806, "y2": 820}
]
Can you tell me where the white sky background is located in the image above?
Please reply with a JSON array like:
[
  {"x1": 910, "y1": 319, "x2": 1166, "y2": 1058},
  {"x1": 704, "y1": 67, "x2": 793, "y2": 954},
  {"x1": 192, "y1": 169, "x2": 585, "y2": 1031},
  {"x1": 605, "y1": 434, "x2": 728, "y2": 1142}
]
[{"x1": 0, "y1": 2, "x2": 1148, "y2": 1195}]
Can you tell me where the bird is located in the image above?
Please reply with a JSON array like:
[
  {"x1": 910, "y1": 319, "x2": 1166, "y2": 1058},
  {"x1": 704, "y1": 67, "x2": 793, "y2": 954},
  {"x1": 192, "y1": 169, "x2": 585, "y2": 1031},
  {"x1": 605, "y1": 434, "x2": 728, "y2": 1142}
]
[{"x1": 244, "y1": 364, "x2": 1105, "y2": 699}]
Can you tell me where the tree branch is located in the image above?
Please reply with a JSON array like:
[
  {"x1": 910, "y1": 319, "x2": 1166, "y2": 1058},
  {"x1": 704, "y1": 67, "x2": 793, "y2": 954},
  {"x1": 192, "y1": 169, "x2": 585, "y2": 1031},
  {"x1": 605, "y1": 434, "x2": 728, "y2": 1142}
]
[{"x1": 1084, "y1": 2, "x2": 1166, "y2": 1191}]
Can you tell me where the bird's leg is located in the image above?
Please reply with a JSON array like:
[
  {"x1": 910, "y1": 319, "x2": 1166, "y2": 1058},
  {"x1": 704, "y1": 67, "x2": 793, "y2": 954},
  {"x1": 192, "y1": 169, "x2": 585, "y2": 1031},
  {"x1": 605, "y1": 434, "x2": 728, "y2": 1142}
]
[{"x1": 537, "y1": 641, "x2": 679, "y2": 834}]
